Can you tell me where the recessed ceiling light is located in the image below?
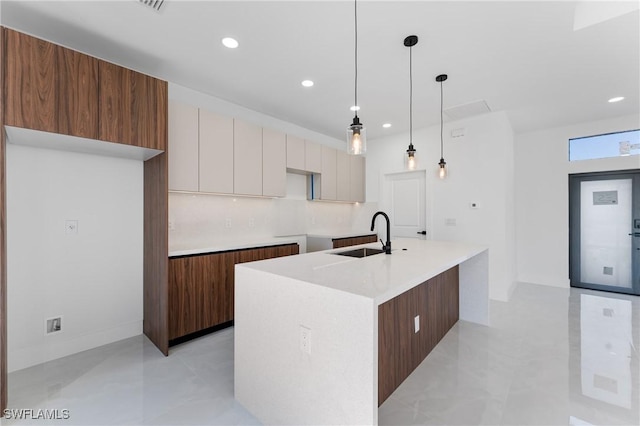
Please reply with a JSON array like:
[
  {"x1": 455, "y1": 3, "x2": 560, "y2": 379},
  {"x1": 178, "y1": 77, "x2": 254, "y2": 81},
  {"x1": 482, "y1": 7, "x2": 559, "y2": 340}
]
[
  {"x1": 350, "y1": 105, "x2": 360, "y2": 112},
  {"x1": 222, "y1": 37, "x2": 239, "y2": 49},
  {"x1": 301, "y1": 80, "x2": 314, "y2": 87},
  {"x1": 382, "y1": 123, "x2": 392, "y2": 128},
  {"x1": 608, "y1": 96, "x2": 625, "y2": 103}
]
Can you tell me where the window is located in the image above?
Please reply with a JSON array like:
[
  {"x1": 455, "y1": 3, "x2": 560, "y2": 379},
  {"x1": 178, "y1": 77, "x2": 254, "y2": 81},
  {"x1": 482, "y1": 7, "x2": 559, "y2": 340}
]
[{"x1": 569, "y1": 129, "x2": 640, "y2": 161}]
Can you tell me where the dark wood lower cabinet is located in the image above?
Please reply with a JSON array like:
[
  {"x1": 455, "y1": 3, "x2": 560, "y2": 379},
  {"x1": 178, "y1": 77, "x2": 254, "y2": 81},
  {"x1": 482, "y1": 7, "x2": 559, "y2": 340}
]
[
  {"x1": 168, "y1": 243, "x2": 299, "y2": 341},
  {"x1": 332, "y1": 234, "x2": 377, "y2": 249},
  {"x1": 378, "y1": 266, "x2": 459, "y2": 405}
]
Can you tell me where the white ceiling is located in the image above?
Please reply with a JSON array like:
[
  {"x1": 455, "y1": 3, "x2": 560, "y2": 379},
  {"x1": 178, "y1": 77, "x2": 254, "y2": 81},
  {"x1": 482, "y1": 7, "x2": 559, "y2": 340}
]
[{"x1": 2, "y1": 0, "x2": 639, "y2": 142}]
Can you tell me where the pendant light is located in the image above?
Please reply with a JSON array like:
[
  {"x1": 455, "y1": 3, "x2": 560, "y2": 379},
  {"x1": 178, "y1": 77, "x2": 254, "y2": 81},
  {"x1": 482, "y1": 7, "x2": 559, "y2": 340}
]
[
  {"x1": 347, "y1": 0, "x2": 366, "y2": 155},
  {"x1": 436, "y1": 74, "x2": 448, "y2": 179},
  {"x1": 404, "y1": 35, "x2": 418, "y2": 170}
]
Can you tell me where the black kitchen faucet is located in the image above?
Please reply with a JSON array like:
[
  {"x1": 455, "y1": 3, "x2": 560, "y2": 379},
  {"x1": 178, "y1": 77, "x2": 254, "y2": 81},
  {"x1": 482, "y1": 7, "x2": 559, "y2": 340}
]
[{"x1": 370, "y1": 211, "x2": 392, "y2": 254}]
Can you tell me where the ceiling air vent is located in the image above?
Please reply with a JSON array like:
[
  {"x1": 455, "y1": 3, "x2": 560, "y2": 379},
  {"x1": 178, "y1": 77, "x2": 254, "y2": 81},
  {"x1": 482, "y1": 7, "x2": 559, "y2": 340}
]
[
  {"x1": 443, "y1": 100, "x2": 491, "y2": 122},
  {"x1": 138, "y1": 0, "x2": 165, "y2": 12}
]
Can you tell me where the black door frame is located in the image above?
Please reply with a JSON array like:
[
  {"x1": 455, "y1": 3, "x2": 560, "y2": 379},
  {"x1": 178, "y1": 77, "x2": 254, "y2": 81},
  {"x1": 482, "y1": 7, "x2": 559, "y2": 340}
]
[{"x1": 569, "y1": 170, "x2": 640, "y2": 295}]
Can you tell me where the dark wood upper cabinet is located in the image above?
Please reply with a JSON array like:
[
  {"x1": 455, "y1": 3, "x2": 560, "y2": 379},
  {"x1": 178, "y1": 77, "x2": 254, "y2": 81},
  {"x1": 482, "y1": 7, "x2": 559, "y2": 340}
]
[
  {"x1": 57, "y1": 46, "x2": 99, "y2": 139},
  {"x1": 2, "y1": 27, "x2": 167, "y2": 151},
  {"x1": 99, "y1": 61, "x2": 167, "y2": 150},
  {"x1": 98, "y1": 61, "x2": 127, "y2": 145},
  {"x1": 137, "y1": 72, "x2": 168, "y2": 151},
  {"x1": 3, "y1": 28, "x2": 57, "y2": 133}
]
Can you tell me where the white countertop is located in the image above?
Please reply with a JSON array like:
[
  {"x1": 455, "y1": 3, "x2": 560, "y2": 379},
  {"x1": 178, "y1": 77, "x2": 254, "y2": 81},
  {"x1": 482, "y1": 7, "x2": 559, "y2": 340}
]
[
  {"x1": 169, "y1": 236, "x2": 302, "y2": 257},
  {"x1": 237, "y1": 238, "x2": 487, "y2": 305}
]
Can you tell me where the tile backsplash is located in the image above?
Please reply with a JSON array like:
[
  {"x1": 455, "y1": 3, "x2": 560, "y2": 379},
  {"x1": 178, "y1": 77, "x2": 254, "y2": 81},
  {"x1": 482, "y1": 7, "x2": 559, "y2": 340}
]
[{"x1": 169, "y1": 186, "x2": 378, "y2": 252}]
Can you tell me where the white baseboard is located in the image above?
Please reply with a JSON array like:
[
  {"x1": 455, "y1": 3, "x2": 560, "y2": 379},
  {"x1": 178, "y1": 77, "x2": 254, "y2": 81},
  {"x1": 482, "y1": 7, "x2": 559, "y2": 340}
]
[{"x1": 517, "y1": 274, "x2": 571, "y2": 289}]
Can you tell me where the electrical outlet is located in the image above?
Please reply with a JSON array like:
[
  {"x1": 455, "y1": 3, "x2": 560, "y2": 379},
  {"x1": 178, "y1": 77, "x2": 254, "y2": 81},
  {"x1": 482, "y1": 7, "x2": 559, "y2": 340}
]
[
  {"x1": 45, "y1": 316, "x2": 62, "y2": 335},
  {"x1": 248, "y1": 218, "x2": 255, "y2": 228},
  {"x1": 300, "y1": 325, "x2": 311, "y2": 354},
  {"x1": 414, "y1": 315, "x2": 420, "y2": 333},
  {"x1": 445, "y1": 218, "x2": 457, "y2": 226},
  {"x1": 225, "y1": 218, "x2": 232, "y2": 229},
  {"x1": 168, "y1": 220, "x2": 175, "y2": 231}
]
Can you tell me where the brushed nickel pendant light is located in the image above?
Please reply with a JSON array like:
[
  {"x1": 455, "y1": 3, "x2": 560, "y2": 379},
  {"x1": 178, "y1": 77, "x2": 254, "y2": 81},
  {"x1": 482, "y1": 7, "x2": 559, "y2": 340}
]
[
  {"x1": 347, "y1": 0, "x2": 366, "y2": 155},
  {"x1": 436, "y1": 74, "x2": 448, "y2": 179},
  {"x1": 404, "y1": 35, "x2": 418, "y2": 170}
]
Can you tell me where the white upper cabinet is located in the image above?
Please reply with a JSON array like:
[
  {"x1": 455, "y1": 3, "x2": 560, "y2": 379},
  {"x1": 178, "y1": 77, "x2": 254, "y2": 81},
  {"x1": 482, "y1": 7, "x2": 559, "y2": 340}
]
[
  {"x1": 263, "y1": 127, "x2": 286, "y2": 197},
  {"x1": 350, "y1": 155, "x2": 366, "y2": 202},
  {"x1": 168, "y1": 100, "x2": 364, "y2": 200},
  {"x1": 320, "y1": 146, "x2": 337, "y2": 200},
  {"x1": 199, "y1": 108, "x2": 234, "y2": 194},
  {"x1": 316, "y1": 148, "x2": 366, "y2": 203},
  {"x1": 305, "y1": 140, "x2": 322, "y2": 173},
  {"x1": 168, "y1": 101, "x2": 199, "y2": 192},
  {"x1": 286, "y1": 136, "x2": 322, "y2": 174},
  {"x1": 234, "y1": 119, "x2": 263, "y2": 196},
  {"x1": 336, "y1": 150, "x2": 351, "y2": 201},
  {"x1": 286, "y1": 135, "x2": 305, "y2": 171}
]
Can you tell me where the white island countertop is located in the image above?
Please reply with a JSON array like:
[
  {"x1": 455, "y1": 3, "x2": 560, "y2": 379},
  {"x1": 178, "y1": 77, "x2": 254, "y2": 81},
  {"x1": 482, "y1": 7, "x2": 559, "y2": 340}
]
[{"x1": 239, "y1": 238, "x2": 487, "y2": 305}]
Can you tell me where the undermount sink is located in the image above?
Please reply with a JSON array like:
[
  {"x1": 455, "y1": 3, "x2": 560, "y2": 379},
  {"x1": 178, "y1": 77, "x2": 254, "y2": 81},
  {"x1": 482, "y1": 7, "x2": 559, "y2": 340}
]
[{"x1": 332, "y1": 247, "x2": 385, "y2": 258}]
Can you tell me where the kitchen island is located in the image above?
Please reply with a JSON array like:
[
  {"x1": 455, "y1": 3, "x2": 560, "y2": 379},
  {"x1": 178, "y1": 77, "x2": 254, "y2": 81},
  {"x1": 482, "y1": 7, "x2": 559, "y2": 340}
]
[{"x1": 234, "y1": 238, "x2": 488, "y2": 425}]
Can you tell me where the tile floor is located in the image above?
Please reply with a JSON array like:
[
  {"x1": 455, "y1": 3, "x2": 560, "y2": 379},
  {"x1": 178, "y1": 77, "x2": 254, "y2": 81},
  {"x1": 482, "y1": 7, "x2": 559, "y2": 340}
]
[{"x1": 3, "y1": 282, "x2": 639, "y2": 425}]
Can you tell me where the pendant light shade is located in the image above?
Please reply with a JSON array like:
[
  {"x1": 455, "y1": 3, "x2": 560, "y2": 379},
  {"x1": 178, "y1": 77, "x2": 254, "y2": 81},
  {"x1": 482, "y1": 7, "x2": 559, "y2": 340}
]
[
  {"x1": 407, "y1": 143, "x2": 417, "y2": 170},
  {"x1": 348, "y1": 116, "x2": 366, "y2": 155},
  {"x1": 438, "y1": 157, "x2": 447, "y2": 179},
  {"x1": 404, "y1": 35, "x2": 418, "y2": 170},
  {"x1": 436, "y1": 74, "x2": 448, "y2": 179},
  {"x1": 347, "y1": 0, "x2": 366, "y2": 155}
]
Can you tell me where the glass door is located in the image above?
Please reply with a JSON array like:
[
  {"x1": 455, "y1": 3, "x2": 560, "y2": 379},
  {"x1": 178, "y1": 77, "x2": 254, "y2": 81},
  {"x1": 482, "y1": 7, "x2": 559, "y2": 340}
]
[{"x1": 569, "y1": 171, "x2": 640, "y2": 295}]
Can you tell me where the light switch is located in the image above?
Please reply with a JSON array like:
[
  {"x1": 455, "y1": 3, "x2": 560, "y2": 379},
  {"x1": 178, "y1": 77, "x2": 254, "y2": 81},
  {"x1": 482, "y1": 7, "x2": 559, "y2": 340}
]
[
  {"x1": 300, "y1": 325, "x2": 311, "y2": 354},
  {"x1": 65, "y1": 220, "x2": 78, "y2": 235}
]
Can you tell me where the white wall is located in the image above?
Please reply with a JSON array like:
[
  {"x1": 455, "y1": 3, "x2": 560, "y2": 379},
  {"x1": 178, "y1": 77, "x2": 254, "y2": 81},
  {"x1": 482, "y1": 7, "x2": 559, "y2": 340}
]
[
  {"x1": 515, "y1": 113, "x2": 640, "y2": 288},
  {"x1": 366, "y1": 111, "x2": 516, "y2": 301},
  {"x1": 6, "y1": 144, "x2": 143, "y2": 372}
]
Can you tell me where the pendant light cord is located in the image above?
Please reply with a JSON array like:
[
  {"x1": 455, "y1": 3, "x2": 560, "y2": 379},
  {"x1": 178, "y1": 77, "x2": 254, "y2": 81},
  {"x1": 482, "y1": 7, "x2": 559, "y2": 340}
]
[
  {"x1": 440, "y1": 80, "x2": 443, "y2": 157},
  {"x1": 409, "y1": 45, "x2": 413, "y2": 145},
  {"x1": 354, "y1": 0, "x2": 358, "y2": 117}
]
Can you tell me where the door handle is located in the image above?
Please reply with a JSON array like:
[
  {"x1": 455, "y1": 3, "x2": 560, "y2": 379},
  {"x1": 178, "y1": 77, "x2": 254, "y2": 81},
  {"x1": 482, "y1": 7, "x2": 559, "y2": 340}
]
[
  {"x1": 417, "y1": 231, "x2": 427, "y2": 235},
  {"x1": 629, "y1": 232, "x2": 640, "y2": 237}
]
